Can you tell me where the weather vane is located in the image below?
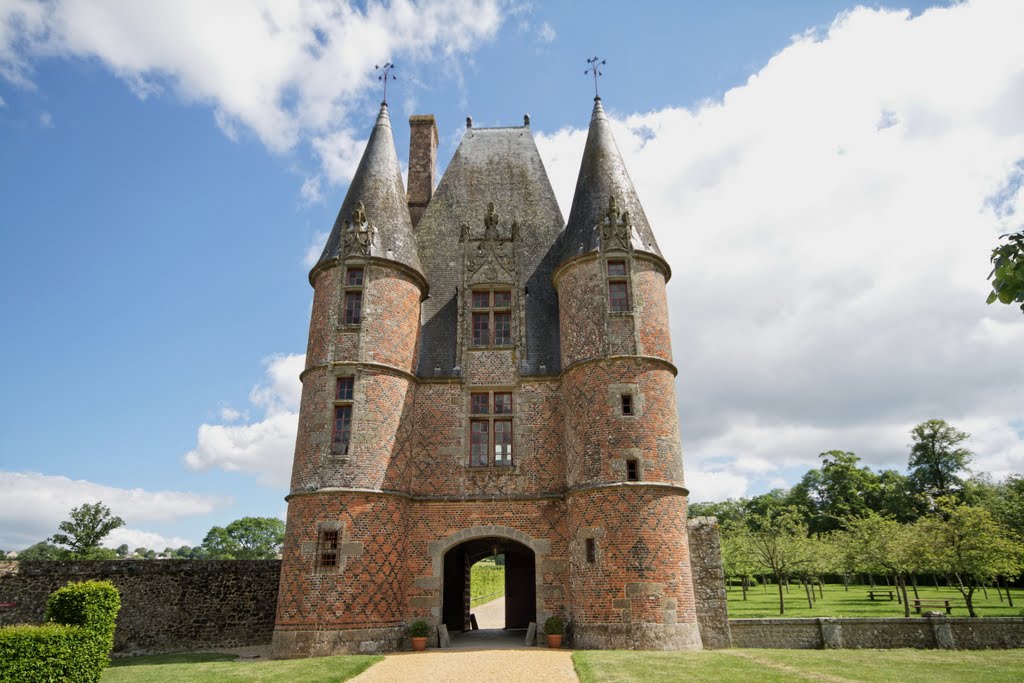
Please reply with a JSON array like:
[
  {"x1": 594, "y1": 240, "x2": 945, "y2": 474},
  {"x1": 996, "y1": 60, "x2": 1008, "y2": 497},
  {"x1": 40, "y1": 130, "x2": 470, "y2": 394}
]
[
  {"x1": 585, "y1": 56, "x2": 606, "y2": 99},
  {"x1": 375, "y1": 62, "x2": 396, "y2": 104}
]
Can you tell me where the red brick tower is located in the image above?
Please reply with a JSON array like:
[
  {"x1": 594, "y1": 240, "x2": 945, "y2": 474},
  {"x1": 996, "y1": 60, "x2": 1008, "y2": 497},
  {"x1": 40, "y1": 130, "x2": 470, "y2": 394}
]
[
  {"x1": 555, "y1": 97, "x2": 702, "y2": 649},
  {"x1": 272, "y1": 103, "x2": 427, "y2": 657}
]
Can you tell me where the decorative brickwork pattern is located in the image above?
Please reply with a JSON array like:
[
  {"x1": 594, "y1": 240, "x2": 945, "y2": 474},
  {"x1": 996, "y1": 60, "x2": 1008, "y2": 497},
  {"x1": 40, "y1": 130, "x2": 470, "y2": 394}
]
[{"x1": 274, "y1": 103, "x2": 714, "y2": 657}]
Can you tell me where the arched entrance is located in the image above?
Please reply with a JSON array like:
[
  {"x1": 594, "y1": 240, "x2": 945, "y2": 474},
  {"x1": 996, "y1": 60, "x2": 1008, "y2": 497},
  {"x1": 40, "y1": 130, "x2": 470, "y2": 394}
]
[{"x1": 441, "y1": 536, "x2": 537, "y2": 634}]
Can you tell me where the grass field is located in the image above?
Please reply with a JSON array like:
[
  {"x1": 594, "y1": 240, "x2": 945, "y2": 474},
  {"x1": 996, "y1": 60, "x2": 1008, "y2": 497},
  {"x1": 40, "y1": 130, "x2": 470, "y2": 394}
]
[
  {"x1": 727, "y1": 581, "x2": 1024, "y2": 618},
  {"x1": 102, "y1": 652, "x2": 381, "y2": 682},
  {"x1": 573, "y1": 649, "x2": 1024, "y2": 683},
  {"x1": 470, "y1": 557, "x2": 505, "y2": 608}
]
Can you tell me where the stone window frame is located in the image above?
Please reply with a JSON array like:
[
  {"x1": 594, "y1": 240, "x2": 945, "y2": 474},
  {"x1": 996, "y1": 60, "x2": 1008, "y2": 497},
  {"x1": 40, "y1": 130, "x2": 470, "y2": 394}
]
[
  {"x1": 467, "y1": 389, "x2": 514, "y2": 468},
  {"x1": 606, "y1": 258, "x2": 632, "y2": 314},
  {"x1": 340, "y1": 264, "x2": 366, "y2": 328},
  {"x1": 468, "y1": 287, "x2": 515, "y2": 349},
  {"x1": 330, "y1": 369, "x2": 357, "y2": 458},
  {"x1": 316, "y1": 527, "x2": 340, "y2": 574}
]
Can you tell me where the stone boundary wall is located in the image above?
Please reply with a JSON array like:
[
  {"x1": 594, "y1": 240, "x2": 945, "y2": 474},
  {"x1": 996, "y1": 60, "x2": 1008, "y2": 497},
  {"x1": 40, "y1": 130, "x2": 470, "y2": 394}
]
[
  {"x1": 0, "y1": 560, "x2": 280, "y2": 656},
  {"x1": 686, "y1": 517, "x2": 731, "y2": 648},
  {"x1": 730, "y1": 617, "x2": 1024, "y2": 650}
]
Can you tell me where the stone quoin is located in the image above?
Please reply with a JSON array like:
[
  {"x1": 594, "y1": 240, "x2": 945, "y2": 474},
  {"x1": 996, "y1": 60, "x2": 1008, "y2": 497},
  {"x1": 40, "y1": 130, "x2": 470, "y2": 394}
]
[{"x1": 271, "y1": 96, "x2": 723, "y2": 657}]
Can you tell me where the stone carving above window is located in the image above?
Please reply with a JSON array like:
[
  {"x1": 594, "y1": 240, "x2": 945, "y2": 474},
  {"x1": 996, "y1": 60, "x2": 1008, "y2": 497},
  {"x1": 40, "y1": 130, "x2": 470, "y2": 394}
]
[
  {"x1": 341, "y1": 201, "x2": 376, "y2": 258},
  {"x1": 599, "y1": 195, "x2": 634, "y2": 253},
  {"x1": 461, "y1": 202, "x2": 517, "y2": 284}
]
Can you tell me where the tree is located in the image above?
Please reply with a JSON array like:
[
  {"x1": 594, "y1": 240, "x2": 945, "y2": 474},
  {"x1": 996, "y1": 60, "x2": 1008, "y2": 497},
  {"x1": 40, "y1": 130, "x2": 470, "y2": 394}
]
[
  {"x1": 843, "y1": 513, "x2": 925, "y2": 617},
  {"x1": 918, "y1": 504, "x2": 1023, "y2": 617},
  {"x1": 908, "y1": 420, "x2": 973, "y2": 502},
  {"x1": 115, "y1": 544, "x2": 130, "y2": 558},
  {"x1": 17, "y1": 541, "x2": 65, "y2": 560},
  {"x1": 986, "y1": 230, "x2": 1024, "y2": 313},
  {"x1": 745, "y1": 507, "x2": 812, "y2": 615},
  {"x1": 49, "y1": 502, "x2": 124, "y2": 559},
  {"x1": 790, "y1": 451, "x2": 879, "y2": 534},
  {"x1": 201, "y1": 517, "x2": 285, "y2": 560},
  {"x1": 721, "y1": 523, "x2": 761, "y2": 601}
]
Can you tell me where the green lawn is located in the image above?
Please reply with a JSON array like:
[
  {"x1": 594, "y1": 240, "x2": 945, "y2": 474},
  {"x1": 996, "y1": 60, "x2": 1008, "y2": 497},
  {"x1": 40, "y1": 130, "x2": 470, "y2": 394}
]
[
  {"x1": 574, "y1": 649, "x2": 1024, "y2": 683},
  {"x1": 727, "y1": 582, "x2": 1024, "y2": 618},
  {"x1": 102, "y1": 652, "x2": 381, "y2": 682}
]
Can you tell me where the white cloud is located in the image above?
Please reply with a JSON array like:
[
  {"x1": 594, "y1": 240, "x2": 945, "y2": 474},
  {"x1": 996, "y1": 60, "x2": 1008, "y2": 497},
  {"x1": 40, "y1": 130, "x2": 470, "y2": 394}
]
[
  {"x1": 0, "y1": 0, "x2": 504, "y2": 181},
  {"x1": 184, "y1": 353, "x2": 304, "y2": 486},
  {"x1": 537, "y1": 1, "x2": 1024, "y2": 498},
  {"x1": 299, "y1": 175, "x2": 323, "y2": 205},
  {"x1": 105, "y1": 528, "x2": 194, "y2": 552},
  {"x1": 537, "y1": 21, "x2": 555, "y2": 43},
  {"x1": 303, "y1": 229, "x2": 330, "y2": 268},
  {"x1": 0, "y1": 95, "x2": 6, "y2": 107},
  {"x1": 0, "y1": 472, "x2": 227, "y2": 550},
  {"x1": 220, "y1": 406, "x2": 243, "y2": 423},
  {"x1": 38, "y1": 110, "x2": 51, "y2": 127}
]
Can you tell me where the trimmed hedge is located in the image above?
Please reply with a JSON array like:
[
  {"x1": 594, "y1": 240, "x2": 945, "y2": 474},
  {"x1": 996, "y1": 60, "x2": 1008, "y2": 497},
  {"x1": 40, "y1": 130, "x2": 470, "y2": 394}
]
[{"x1": 0, "y1": 580, "x2": 121, "y2": 683}]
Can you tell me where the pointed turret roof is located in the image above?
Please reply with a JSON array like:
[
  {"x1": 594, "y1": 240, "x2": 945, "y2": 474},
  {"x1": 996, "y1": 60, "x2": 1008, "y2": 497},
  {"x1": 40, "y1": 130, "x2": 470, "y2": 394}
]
[
  {"x1": 315, "y1": 103, "x2": 423, "y2": 278},
  {"x1": 559, "y1": 97, "x2": 663, "y2": 267}
]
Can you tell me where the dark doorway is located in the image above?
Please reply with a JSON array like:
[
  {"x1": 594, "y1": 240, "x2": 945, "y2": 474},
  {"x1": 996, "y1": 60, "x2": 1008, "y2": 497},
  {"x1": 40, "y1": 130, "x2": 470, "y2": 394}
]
[{"x1": 441, "y1": 536, "x2": 536, "y2": 633}]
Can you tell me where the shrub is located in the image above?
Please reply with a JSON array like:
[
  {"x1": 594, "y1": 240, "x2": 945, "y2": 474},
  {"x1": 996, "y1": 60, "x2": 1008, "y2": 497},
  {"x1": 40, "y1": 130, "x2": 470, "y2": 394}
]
[
  {"x1": 0, "y1": 580, "x2": 120, "y2": 683},
  {"x1": 407, "y1": 619, "x2": 430, "y2": 638},
  {"x1": 544, "y1": 615, "x2": 565, "y2": 635}
]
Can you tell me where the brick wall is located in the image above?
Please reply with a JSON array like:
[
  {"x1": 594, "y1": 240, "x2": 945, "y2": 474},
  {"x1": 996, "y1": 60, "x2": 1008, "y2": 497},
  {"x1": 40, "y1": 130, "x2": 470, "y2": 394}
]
[{"x1": 0, "y1": 560, "x2": 279, "y2": 656}]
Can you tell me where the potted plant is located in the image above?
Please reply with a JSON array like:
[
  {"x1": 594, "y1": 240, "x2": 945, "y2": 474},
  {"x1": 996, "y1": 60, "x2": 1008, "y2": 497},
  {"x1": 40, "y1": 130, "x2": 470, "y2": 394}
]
[
  {"x1": 543, "y1": 615, "x2": 565, "y2": 649},
  {"x1": 407, "y1": 619, "x2": 430, "y2": 651}
]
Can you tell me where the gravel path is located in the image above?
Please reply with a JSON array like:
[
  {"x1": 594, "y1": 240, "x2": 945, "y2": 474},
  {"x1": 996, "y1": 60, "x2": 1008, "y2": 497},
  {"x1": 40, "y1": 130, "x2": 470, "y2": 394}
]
[{"x1": 348, "y1": 649, "x2": 577, "y2": 683}]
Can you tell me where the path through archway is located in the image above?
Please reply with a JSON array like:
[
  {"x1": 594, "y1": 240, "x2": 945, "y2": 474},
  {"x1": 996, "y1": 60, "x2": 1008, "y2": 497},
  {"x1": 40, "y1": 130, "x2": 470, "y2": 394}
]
[{"x1": 442, "y1": 536, "x2": 536, "y2": 638}]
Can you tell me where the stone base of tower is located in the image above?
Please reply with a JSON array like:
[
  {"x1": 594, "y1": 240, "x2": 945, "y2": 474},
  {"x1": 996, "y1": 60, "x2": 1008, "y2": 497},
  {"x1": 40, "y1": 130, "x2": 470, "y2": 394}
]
[
  {"x1": 573, "y1": 622, "x2": 703, "y2": 651},
  {"x1": 270, "y1": 626, "x2": 405, "y2": 658}
]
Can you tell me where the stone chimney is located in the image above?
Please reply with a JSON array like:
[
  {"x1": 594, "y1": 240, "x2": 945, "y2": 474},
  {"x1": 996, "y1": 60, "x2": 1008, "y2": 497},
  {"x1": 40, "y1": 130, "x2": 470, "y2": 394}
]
[{"x1": 407, "y1": 114, "x2": 438, "y2": 229}]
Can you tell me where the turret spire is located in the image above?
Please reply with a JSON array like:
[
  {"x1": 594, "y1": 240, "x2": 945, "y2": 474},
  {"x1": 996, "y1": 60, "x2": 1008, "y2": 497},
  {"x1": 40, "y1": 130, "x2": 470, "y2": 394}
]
[
  {"x1": 315, "y1": 102, "x2": 423, "y2": 277},
  {"x1": 559, "y1": 96, "x2": 663, "y2": 267}
]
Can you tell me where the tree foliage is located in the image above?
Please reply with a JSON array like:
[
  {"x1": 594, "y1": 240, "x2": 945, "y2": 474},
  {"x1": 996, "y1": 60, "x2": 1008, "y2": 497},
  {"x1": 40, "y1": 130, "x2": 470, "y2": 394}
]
[
  {"x1": 200, "y1": 517, "x2": 285, "y2": 560},
  {"x1": 908, "y1": 419, "x2": 973, "y2": 502},
  {"x1": 48, "y1": 502, "x2": 124, "y2": 559},
  {"x1": 986, "y1": 230, "x2": 1024, "y2": 312}
]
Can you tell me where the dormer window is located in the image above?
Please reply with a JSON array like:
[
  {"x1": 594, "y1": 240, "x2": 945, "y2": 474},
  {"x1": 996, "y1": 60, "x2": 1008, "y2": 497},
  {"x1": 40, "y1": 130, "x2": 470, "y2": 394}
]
[
  {"x1": 343, "y1": 268, "x2": 364, "y2": 325},
  {"x1": 607, "y1": 260, "x2": 630, "y2": 312},
  {"x1": 470, "y1": 289, "x2": 513, "y2": 347}
]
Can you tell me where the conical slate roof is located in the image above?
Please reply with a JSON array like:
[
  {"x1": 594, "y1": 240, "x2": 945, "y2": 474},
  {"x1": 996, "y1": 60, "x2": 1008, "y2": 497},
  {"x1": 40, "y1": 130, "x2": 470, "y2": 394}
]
[
  {"x1": 560, "y1": 97, "x2": 663, "y2": 266},
  {"x1": 316, "y1": 103, "x2": 423, "y2": 276}
]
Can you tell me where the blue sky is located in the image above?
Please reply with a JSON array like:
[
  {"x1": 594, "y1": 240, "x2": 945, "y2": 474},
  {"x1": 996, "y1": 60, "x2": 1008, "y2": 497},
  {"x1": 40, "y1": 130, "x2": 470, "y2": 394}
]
[{"x1": 1, "y1": 0, "x2": 1022, "y2": 552}]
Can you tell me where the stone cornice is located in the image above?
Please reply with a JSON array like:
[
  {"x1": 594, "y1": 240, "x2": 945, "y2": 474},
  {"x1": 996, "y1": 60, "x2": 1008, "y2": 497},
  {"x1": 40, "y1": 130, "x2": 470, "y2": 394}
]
[
  {"x1": 560, "y1": 354, "x2": 678, "y2": 378},
  {"x1": 299, "y1": 361, "x2": 418, "y2": 384},
  {"x1": 309, "y1": 255, "x2": 429, "y2": 299},
  {"x1": 551, "y1": 249, "x2": 671, "y2": 291}
]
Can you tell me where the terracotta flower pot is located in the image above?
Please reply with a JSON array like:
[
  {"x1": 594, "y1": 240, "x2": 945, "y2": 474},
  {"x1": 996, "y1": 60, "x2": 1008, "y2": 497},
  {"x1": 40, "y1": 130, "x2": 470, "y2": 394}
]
[
  {"x1": 411, "y1": 636, "x2": 428, "y2": 652},
  {"x1": 546, "y1": 634, "x2": 562, "y2": 649}
]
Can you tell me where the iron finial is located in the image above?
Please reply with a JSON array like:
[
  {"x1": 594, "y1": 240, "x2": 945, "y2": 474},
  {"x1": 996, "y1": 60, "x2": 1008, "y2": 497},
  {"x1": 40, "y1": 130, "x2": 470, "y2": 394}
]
[
  {"x1": 375, "y1": 62, "x2": 396, "y2": 105},
  {"x1": 586, "y1": 56, "x2": 606, "y2": 99}
]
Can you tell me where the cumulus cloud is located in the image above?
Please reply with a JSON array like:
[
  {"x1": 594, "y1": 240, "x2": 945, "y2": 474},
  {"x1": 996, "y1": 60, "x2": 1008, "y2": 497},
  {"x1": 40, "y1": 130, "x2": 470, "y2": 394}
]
[
  {"x1": 0, "y1": 472, "x2": 227, "y2": 550},
  {"x1": 0, "y1": 0, "x2": 504, "y2": 183},
  {"x1": 184, "y1": 353, "x2": 304, "y2": 486},
  {"x1": 299, "y1": 175, "x2": 323, "y2": 206},
  {"x1": 536, "y1": 1, "x2": 1024, "y2": 500},
  {"x1": 105, "y1": 528, "x2": 194, "y2": 552}
]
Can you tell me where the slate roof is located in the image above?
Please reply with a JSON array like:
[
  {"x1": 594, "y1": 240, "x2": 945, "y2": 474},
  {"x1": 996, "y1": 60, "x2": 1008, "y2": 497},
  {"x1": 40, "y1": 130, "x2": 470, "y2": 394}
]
[
  {"x1": 316, "y1": 104, "x2": 423, "y2": 276},
  {"x1": 560, "y1": 98, "x2": 663, "y2": 266},
  {"x1": 414, "y1": 123, "x2": 566, "y2": 377}
]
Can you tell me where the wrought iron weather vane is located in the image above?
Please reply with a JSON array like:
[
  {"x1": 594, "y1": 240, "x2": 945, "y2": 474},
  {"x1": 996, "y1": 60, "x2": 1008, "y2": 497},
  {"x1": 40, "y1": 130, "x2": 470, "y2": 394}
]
[
  {"x1": 375, "y1": 62, "x2": 396, "y2": 104},
  {"x1": 585, "y1": 56, "x2": 606, "y2": 99}
]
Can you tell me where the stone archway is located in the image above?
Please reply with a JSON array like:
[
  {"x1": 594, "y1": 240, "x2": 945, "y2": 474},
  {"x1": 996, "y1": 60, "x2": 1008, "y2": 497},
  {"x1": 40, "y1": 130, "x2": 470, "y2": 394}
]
[{"x1": 427, "y1": 526, "x2": 550, "y2": 635}]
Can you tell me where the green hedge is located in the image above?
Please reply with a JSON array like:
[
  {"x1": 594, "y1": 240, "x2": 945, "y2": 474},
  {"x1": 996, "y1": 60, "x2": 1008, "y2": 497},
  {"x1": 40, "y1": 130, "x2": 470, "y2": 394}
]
[{"x1": 0, "y1": 580, "x2": 121, "y2": 683}]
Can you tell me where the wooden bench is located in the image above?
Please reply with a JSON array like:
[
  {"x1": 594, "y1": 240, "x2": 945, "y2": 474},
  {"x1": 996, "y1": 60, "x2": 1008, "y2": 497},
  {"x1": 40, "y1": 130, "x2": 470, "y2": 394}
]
[
  {"x1": 867, "y1": 590, "x2": 895, "y2": 601},
  {"x1": 912, "y1": 598, "x2": 956, "y2": 614}
]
